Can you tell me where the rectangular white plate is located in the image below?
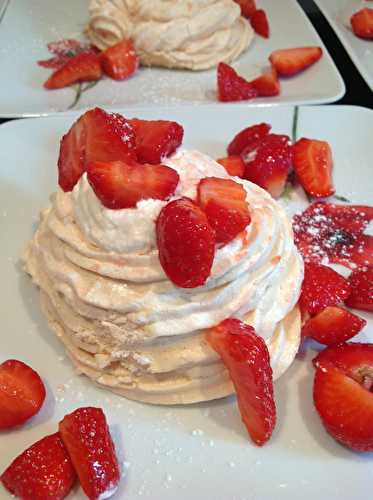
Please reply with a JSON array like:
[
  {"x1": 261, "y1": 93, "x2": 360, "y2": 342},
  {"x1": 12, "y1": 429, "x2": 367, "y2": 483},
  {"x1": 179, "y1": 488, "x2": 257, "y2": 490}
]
[
  {"x1": 0, "y1": 0, "x2": 345, "y2": 117},
  {"x1": 314, "y1": 0, "x2": 373, "y2": 90},
  {"x1": 0, "y1": 105, "x2": 372, "y2": 500}
]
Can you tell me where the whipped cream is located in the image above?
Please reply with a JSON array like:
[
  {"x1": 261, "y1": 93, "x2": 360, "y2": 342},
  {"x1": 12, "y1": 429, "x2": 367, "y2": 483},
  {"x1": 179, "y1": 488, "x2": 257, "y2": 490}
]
[
  {"x1": 86, "y1": 0, "x2": 254, "y2": 70},
  {"x1": 24, "y1": 150, "x2": 303, "y2": 404}
]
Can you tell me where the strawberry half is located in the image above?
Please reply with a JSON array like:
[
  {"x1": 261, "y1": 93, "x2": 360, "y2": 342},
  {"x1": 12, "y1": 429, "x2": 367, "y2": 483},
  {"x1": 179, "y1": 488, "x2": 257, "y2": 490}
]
[
  {"x1": 87, "y1": 160, "x2": 179, "y2": 209},
  {"x1": 250, "y1": 68, "x2": 280, "y2": 97},
  {"x1": 234, "y1": 0, "x2": 257, "y2": 19},
  {"x1": 44, "y1": 51, "x2": 102, "y2": 89},
  {"x1": 269, "y1": 46, "x2": 323, "y2": 76},
  {"x1": 59, "y1": 407, "x2": 120, "y2": 500},
  {"x1": 250, "y1": 9, "x2": 270, "y2": 38},
  {"x1": 313, "y1": 343, "x2": 373, "y2": 451},
  {"x1": 217, "y1": 62, "x2": 258, "y2": 102},
  {"x1": 345, "y1": 267, "x2": 373, "y2": 312},
  {"x1": 1, "y1": 432, "x2": 76, "y2": 500},
  {"x1": 206, "y1": 318, "x2": 276, "y2": 446},
  {"x1": 217, "y1": 156, "x2": 245, "y2": 177},
  {"x1": 351, "y1": 8, "x2": 373, "y2": 40},
  {"x1": 293, "y1": 138, "x2": 335, "y2": 198},
  {"x1": 197, "y1": 177, "x2": 251, "y2": 244},
  {"x1": 299, "y1": 262, "x2": 351, "y2": 316},
  {"x1": 0, "y1": 359, "x2": 46, "y2": 430},
  {"x1": 227, "y1": 122, "x2": 271, "y2": 156},
  {"x1": 156, "y1": 197, "x2": 215, "y2": 288},
  {"x1": 302, "y1": 306, "x2": 366, "y2": 345},
  {"x1": 129, "y1": 118, "x2": 184, "y2": 164},
  {"x1": 101, "y1": 39, "x2": 139, "y2": 80}
]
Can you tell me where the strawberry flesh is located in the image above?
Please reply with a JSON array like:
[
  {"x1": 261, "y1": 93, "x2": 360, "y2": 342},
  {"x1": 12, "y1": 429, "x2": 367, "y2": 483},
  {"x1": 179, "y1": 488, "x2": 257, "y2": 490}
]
[
  {"x1": 217, "y1": 62, "x2": 258, "y2": 102},
  {"x1": 351, "y1": 8, "x2": 373, "y2": 40},
  {"x1": 44, "y1": 51, "x2": 102, "y2": 89},
  {"x1": 101, "y1": 39, "x2": 139, "y2": 80},
  {"x1": 250, "y1": 9, "x2": 270, "y2": 38},
  {"x1": 217, "y1": 156, "x2": 245, "y2": 177},
  {"x1": 227, "y1": 123, "x2": 271, "y2": 156},
  {"x1": 345, "y1": 267, "x2": 373, "y2": 312},
  {"x1": 269, "y1": 46, "x2": 323, "y2": 76},
  {"x1": 234, "y1": 0, "x2": 257, "y2": 19},
  {"x1": 38, "y1": 39, "x2": 98, "y2": 70},
  {"x1": 250, "y1": 68, "x2": 280, "y2": 97}
]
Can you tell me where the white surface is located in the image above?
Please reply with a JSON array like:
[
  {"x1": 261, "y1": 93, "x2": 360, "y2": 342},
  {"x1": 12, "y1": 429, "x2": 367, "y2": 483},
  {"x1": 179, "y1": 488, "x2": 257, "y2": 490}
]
[
  {"x1": 0, "y1": 0, "x2": 345, "y2": 117},
  {"x1": 315, "y1": 0, "x2": 373, "y2": 90},
  {"x1": 0, "y1": 105, "x2": 372, "y2": 500}
]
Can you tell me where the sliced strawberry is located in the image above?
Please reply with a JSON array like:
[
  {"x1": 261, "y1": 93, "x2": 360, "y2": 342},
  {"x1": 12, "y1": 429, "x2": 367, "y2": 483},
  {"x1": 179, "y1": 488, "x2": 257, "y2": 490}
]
[
  {"x1": 313, "y1": 343, "x2": 373, "y2": 451},
  {"x1": 269, "y1": 46, "x2": 323, "y2": 76},
  {"x1": 0, "y1": 359, "x2": 46, "y2": 430},
  {"x1": 302, "y1": 306, "x2": 366, "y2": 345},
  {"x1": 242, "y1": 133, "x2": 292, "y2": 198},
  {"x1": 44, "y1": 51, "x2": 102, "y2": 89},
  {"x1": 227, "y1": 122, "x2": 271, "y2": 156},
  {"x1": 299, "y1": 262, "x2": 351, "y2": 316},
  {"x1": 345, "y1": 267, "x2": 373, "y2": 312},
  {"x1": 47, "y1": 39, "x2": 83, "y2": 55},
  {"x1": 217, "y1": 62, "x2": 258, "y2": 102},
  {"x1": 217, "y1": 156, "x2": 245, "y2": 177},
  {"x1": 101, "y1": 39, "x2": 139, "y2": 80},
  {"x1": 250, "y1": 68, "x2": 280, "y2": 97},
  {"x1": 293, "y1": 138, "x2": 335, "y2": 198},
  {"x1": 59, "y1": 407, "x2": 120, "y2": 500},
  {"x1": 197, "y1": 177, "x2": 251, "y2": 244},
  {"x1": 206, "y1": 318, "x2": 276, "y2": 446},
  {"x1": 156, "y1": 197, "x2": 215, "y2": 288},
  {"x1": 234, "y1": 0, "x2": 257, "y2": 19},
  {"x1": 1, "y1": 432, "x2": 76, "y2": 500},
  {"x1": 250, "y1": 9, "x2": 270, "y2": 38},
  {"x1": 129, "y1": 118, "x2": 183, "y2": 164},
  {"x1": 351, "y1": 8, "x2": 373, "y2": 40}
]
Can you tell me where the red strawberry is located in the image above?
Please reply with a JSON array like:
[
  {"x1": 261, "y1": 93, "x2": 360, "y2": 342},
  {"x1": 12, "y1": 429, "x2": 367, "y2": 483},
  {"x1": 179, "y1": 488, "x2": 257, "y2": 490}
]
[
  {"x1": 129, "y1": 118, "x2": 184, "y2": 164},
  {"x1": 1, "y1": 433, "x2": 76, "y2": 500},
  {"x1": 206, "y1": 319, "x2": 276, "y2": 446},
  {"x1": 197, "y1": 177, "x2": 251, "y2": 244},
  {"x1": 250, "y1": 68, "x2": 280, "y2": 96},
  {"x1": 345, "y1": 267, "x2": 373, "y2": 312},
  {"x1": 217, "y1": 156, "x2": 245, "y2": 177},
  {"x1": 269, "y1": 46, "x2": 323, "y2": 76},
  {"x1": 313, "y1": 343, "x2": 373, "y2": 451},
  {"x1": 0, "y1": 359, "x2": 46, "y2": 430},
  {"x1": 242, "y1": 133, "x2": 292, "y2": 198},
  {"x1": 351, "y1": 8, "x2": 373, "y2": 40},
  {"x1": 58, "y1": 107, "x2": 137, "y2": 192},
  {"x1": 234, "y1": 0, "x2": 257, "y2": 19},
  {"x1": 227, "y1": 122, "x2": 271, "y2": 156},
  {"x1": 101, "y1": 39, "x2": 139, "y2": 80},
  {"x1": 250, "y1": 9, "x2": 270, "y2": 38},
  {"x1": 59, "y1": 407, "x2": 120, "y2": 500},
  {"x1": 299, "y1": 262, "x2": 351, "y2": 316},
  {"x1": 87, "y1": 159, "x2": 179, "y2": 209},
  {"x1": 217, "y1": 62, "x2": 258, "y2": 102},
  {"x1": 44, "y1": 52, "x2": 102, "y2": 89},
  {"x1": 293, "y1": 138, "x2": 335, "y2": 198},
  {"x1": 156, "y1": 197, "x2": 215, "y2": 288},
  {"x1": 302, "y1": 306, "x2": 366, "y2": 345},
  {"x1": 38, "y1": 39, "x2": 97, "y2": 70}
]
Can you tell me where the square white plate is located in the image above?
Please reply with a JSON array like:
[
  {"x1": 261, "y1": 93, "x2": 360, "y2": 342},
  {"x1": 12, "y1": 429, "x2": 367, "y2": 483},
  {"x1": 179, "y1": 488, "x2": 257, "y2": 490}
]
[
  {"x1": 0, "y1": 105, "x2": 372, "y2": 500},
  {"x1": 0, "y1": 0, "x2": 345, "y2": 117},
  {"x1": 314, "y1": 0, "x2": 373, "y2": 90}
]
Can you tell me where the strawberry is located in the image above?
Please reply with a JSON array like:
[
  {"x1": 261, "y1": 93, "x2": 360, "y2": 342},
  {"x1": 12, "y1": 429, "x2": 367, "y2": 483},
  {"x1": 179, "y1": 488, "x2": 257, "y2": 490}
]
[
  {"x1": 129, "y1": 118, "x2": 184, "y2": 164},
  {"x1": 1, "y1": 432, "x2": 76, "y2": 500},
  {"x1": 44, "y1": 51, "x2": 102, "y2": 89},
  {"x1": 101, "y1": 39, "x2": 139, "y2": 80},
  {"x1": 345, "y1": 267, "x2": 373, "y2": 312},
  {"x1": 217, "y1": 62, "x2": 258, "y2": 102},
  {"x1": 351, "y1": 8, "x2": 373, "y2": 40},
  {"x1": 299, "y1": 262, "x2": 351, "y2": 316},
  {"x1": 58, "y1": 107, "x2": 137, "y2": 192},
  {"x1": 38, "y1": 39, "x2": 98, "y2": 70},
  {"x1": 293, "y1": 138, "x2": 335, "y2": 198},
  {"x1": 227, "y1": 122, "x2": 271, "y2": 156},
  {"x1": 234, "y1": 0, "x2": 257, "y2": 19},
  {"x1": 87, "y1": 160, "x2": 179, "y2": 209},
  {"x1": 242, "y1": 133, "x2": 292, "y2": 198},
  {"x1": 250, "y1": 68, "x2": 280, "y2": 97},
  {"x1": 156, "y1": 197, "x2": 215, "y2": 288},
  {"x1": 59, "y1": 407, "x2": 120, "y2": 500},
  {"x1": 0, "y1": 359, "x2": 46, "y2": 430},
  {"x1": 206, "y1": 318, "x2": 276, "y2": 446},
  {"x1": 217, "y1": 156, "x2": 245, "y2": 177},
  {"x1": 313, "y1": 343, "x2": 373, "y2": 451},
  {"x1": 302, "y1": 306, "x2": 366, "y2": 345},
  {"x1": 250, "y1": 9, "x2": 270, "y2": 38},
  {"x1": 269, "y1": 46, "x2": 323, "y2": 76},
  {"x1": 197, "y1": 177, "x2": 251, "y2": 244}
]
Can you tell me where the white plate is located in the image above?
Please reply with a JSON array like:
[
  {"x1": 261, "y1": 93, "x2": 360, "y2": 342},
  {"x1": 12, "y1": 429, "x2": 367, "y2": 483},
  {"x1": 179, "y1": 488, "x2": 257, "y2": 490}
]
[
  {"x1": 314, "y1": 0, "x2": 373, "y2": 90},
  {"x1": 0, "y1": 105, "x2": 372, "y2": 500},
  {"x1": 0, "y1": 0, "x2": 345, "y2": 117}
]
